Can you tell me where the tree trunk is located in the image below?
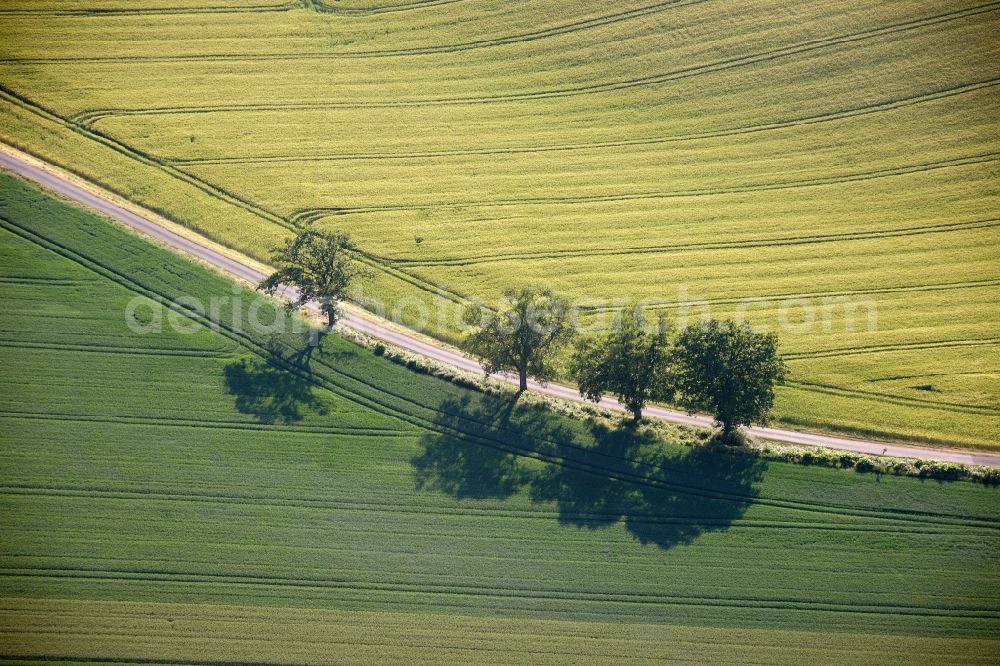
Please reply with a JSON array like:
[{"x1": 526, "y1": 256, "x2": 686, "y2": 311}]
[
  {"x1": 326, "y1": 307, "x2": 335, "y2": 329},
  {"x1": 632, "y1": 407, "x2": 642, "y2": 422},
  {"x1": 721, "y1": 420, "x2": 738, "y2": 444},
  {"x1": 518, "y1": 367, "x2": 528, "y2": 392}
]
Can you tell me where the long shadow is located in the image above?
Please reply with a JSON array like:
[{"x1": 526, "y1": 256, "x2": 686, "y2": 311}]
[
  {"x1": 412, "y1": 394, "x2": 766, "y2": 550},
  {"x1": 223, "y1": 338, "x2": 332, "y2": 424},
  {"x1": 412, "y1": 396, "x2": 527, "y2": 499}
]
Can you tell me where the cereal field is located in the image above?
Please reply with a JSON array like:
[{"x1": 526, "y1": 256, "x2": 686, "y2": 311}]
[{"x1": 0, "y1": 0, "x2": 997, "y2": 446}]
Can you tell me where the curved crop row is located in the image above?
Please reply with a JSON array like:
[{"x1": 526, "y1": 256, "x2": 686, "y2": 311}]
[
  {"x1": 167, "y1": 78, "x2": 1000, "y2": 167},
  {"x1": 69, "y1": 2, "x2": 1000, "y2": 122},
  {"x1": 0, "y1": 0, "x2": 710, "y2": 63},
  {"x1": 288, "y1": 153, "x2": 1000, "y2": 220},
  {"x1": 390, "y1": 218, "x2": 1000, "y2": 268}
]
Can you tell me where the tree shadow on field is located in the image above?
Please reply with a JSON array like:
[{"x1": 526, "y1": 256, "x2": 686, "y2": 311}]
[
  {"x1": 412, "y1": 396, "x2": 530, "y2": 500},
  {"x1": 412, "y1": 394, "x2": 767, "y2": 550},
  {"x1": 223, "y1": 337, "x2": 332, "y2": 424}
]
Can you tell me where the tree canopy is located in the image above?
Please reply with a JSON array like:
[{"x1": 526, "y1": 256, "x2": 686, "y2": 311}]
[
  {"x1": 570, "y1": 307, "x2": 673, "y2": 421},
  {"x1": 672, "y1": 319, "x2": 786, "y2": 441},
  {"x1": 258, "y1": 229, "x2": 372, "y2": 328},
  {"x1": 462, "y1": 287, "x2": 575, "y2": 391}
]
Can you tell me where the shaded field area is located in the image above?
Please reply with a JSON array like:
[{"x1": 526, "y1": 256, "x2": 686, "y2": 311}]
[
  {"x1": 0, "y1": 0, "x2": 997, "y2": 447},
  {"x1": 1, "y1": 174, "x2": 1000, "y2": 662}
]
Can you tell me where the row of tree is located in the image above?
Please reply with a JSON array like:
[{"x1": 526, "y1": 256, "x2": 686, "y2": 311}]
[
  {"x1": 259, "y1": 230, "x2": 787, "y2": 442},
  {"x1": 462, "y1": 287, "x2": 787, "y2": 441}
]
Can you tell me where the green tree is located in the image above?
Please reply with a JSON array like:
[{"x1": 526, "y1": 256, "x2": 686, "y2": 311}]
[
  {"x1": 570, "y1": 307, "x2": 673, "y2": 421},
  {"x1": 258, "y1": 229, "x2": 372, "y2": 328},
  {"x1": 462, "y1": 287, "x2": 575, "y2": 392},
  {"x1": 673, "y1": 319, "x2": 786, "y2": 442}
]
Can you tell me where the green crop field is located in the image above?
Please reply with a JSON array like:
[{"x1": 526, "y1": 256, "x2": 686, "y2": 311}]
[
  {"x1": 0, "y1": 0, "x2": 997, "y2": 448},
  {"x1": 2, "y1": 172, "x2": 1000, "y2": 662}
]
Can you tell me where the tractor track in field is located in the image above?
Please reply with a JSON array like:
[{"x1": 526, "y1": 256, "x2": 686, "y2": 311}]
[
  {"x1": 67, "y1": 2, "x2": 1000, "y2": 122},
  {"x1": 0, "y1": 340, "x2": 236, "y2": 358},
  {"x1": 382, "y1": 219, "x2": 1000, "y2": 268},
  {"x1": 0, "y1": 276, "x2": 91, "y2": 285},
  {"x1": 311, "y1": 0, "x2": 468, "y2": 15},
  {"x1": 0, "y1": 484, "x2": 992, "y2": 535},
  {"x1": 0, "y1": 0, "x2": 708, "y2": 62},
  {"x1": 783, "y1": 338, "x2": 1000, "y2": 361},
  {"x1": 0, "y1": 411, "x2": 411, "y2": 437},
  {"x1": 288, "y1": 152, "x2": 1000, "y2": 220},
  {"x1": 0, "y1": 635, "x2": 669, "y2": 664},
  {"x1": 3, "y1": 149, "x2": 1000, "y2": 468},
  {"x1": 578, "y1": 280, "x2": 1000, "y2": 313},
  {"x1": 782, "y1": 380, "x2": 1000, "y2": 416},
  {"x1": 0, "y1": 1, "x2": 298, "y2": 17},
  {"x1": 166, "y1": 78, "x2": 1000, "y2": 166},
  {"x1": 2, "y1": 565, "x2": 999, "y2": 618}
]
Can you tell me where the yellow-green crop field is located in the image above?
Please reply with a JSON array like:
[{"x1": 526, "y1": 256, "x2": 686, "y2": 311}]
[{"x1": 0, "y1": 0, "x2": 997, "y2": 447}]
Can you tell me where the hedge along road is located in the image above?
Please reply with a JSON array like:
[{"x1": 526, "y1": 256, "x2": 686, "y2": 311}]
[{"x1": 2, "y1": 145, "x2": 998, "y2": 468}]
